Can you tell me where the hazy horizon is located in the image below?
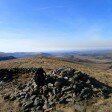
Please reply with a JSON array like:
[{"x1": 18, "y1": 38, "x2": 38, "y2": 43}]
[
  {"x1": 0, "y1": 48, "x2": 112, "y2": 54},
  {"x1": 0, "y1": 0, "x2": 112, "y2": 52}
]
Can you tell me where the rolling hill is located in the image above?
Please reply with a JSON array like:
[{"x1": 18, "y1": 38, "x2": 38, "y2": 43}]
[
  {"x1": 0, "y1": 56, "x2": 112, "y2": 112},
  {"x1": 0, "y1": 56, "x2": 16, "y2": 61}
]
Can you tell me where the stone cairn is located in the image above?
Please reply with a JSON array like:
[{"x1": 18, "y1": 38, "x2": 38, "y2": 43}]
[{"x1": 2, "y1": 67, "x2": 112, "y2": 112}]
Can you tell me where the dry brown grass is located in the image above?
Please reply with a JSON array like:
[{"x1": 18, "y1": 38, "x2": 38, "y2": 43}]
[
  {"x1": 0, "y1": 56, "x2": 112, "y2": 112},
  {"x1": 0, "y1": 96, "x2": 19, "y2": 112},
  {"x1": 0, "y1": 56, "x2": 111, "y2": 85}
]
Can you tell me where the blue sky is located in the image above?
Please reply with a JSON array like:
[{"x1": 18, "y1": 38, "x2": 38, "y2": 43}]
[{"x1": 0, "y1": 0, "x2": 112, "y2": 52}]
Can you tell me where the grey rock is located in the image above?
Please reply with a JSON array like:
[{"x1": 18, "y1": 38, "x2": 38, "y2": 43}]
[
  {"x1": 23, "y1": 100, "x2": 34, "y2": 110},
  {"x1": 10, "y1": 96, "x2": 16, "y2": 101},
  {"x1": 24, "y1": 87, "x2": 30, "y2": 92},
  {"x1": 3, "y1": 94, "x2": 10, "y2": 100},
  {"x1": 48, "y1": 83, "x2": 53, "y2": 87},
  {"x1": 73, "y1": 85, "x2": 76, "y2": 89},
  {"x1": 15, "y1": 92, "x2": 20, "y2": 98},
  {"x1": 80, "y1": 88, "x2": 93, "y2": 100},
  {"x1": 62, "y1": 86, "x2": 73, "y2": 93},
  {"x1": 32, "y1": 82, "x2": 37, "y2": 88},
  {"x1": 43, "y1": 102, "x2": 49, "y2": 110},
  {"x1": 20, "y1": 92, "x2": 26, "y2": 96},
  {"x1": 59, "y1": 98, "x2": 67, "y2": 104},
  {"x1": 35, "y1": 106, "x2": 42, "y2": 111},
  {"x1": 23, "y1": 108, "x2": 30, "y2": 112},
  {"x1": 0, "y1": 81, "x2": 5, "y2": 85},
  {"x1": 30, "y1": 95, "x2": 36, "y2": 100},
  {"x1": 30, "y1": 107, "x2": 36, "y2": 112},
  {"x1": 49, "y1": 102, "x2": 55, "y2": 107},
  {"x1": 66, "y1": 98, "x2": 73, "y2": 102},
  {"x1": 34, "y1": 98, "x2": 40, "y2": 106},
  {"x1": 86, "y1": 79, "x2": 91, "y2": 84},
  {"x1": 44, "y1": 108, "x2": 53, "y2": 112},
  {"x1": 74, "y1": 103, "x2": 86, "y2": 112},
  {"x1": 25, "y1": 93, "x2": 30, "y2": 99},
  {"x1": 3, "y1": 67, "x2": 111, "y2": 111},
  {"x1": 18, "y1": 84, "x2": 26, "y2": 90}
]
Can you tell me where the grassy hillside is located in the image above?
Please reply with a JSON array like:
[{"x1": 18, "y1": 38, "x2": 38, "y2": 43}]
[
  {"x1": 0, "y1": 56, "x2": 111, "y2": 85},
  {"x1": 0, "y1": 56, "x2": 112, "y2": 112}
]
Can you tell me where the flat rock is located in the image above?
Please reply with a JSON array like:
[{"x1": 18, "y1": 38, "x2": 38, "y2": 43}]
[
  {"x1": 23, "y1": 100, "x2": 34, "y2": 110},
  {"x1": 30, "y1": 95, "x2": 36, "y2": 100}
]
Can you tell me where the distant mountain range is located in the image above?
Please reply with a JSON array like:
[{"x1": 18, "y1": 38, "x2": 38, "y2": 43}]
[
  {"x1": 0, "y1": 56, "x2": 16, "y2": 61},
  {"x1": 0, "y1": 49, "x2": 112, "y2": 61},
  {"x1": 0, "y1": 52, "x2": 52, "y2": 61}
]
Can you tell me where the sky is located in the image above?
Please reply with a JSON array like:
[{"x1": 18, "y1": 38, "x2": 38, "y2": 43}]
[{"x1": 0, "y1": 0, "x2": 112, "y2": 52}]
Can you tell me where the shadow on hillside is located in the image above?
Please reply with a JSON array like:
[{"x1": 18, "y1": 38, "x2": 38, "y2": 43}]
[
  {"x1": 0, "y1": 68, "x2": 37, "y2": 82},
  {"x1": 72, "y1": 72, "x2": 112, "y2": 100}
]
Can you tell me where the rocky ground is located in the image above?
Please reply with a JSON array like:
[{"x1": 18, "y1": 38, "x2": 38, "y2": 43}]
[{"x1": 0, "y1": 67, "x2": 112, "y2": 112}]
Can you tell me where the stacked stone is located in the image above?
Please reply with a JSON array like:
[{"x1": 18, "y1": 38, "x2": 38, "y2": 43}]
[{"x1": 3, "y1": 68, "x2": 112, "y2": 112}]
